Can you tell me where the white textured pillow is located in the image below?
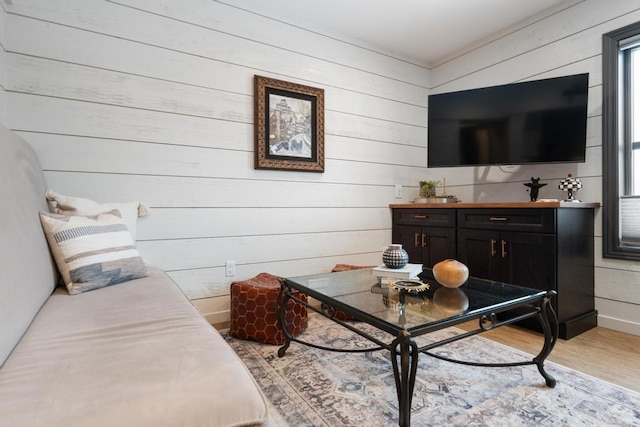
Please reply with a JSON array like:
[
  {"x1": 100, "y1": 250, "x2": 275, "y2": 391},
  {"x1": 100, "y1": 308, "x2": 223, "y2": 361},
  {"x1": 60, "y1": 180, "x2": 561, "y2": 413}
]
[
  {"x1": 45, "y1": 190, "x2": 149, "y2": 241},
  {"x1": 39, "y1": 210, "x2": 149, "y2": 295}
]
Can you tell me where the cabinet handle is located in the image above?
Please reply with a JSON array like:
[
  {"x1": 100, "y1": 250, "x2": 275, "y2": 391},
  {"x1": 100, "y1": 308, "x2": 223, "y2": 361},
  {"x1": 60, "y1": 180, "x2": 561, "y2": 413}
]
[
  {"x1": 414, "y1": 233, "x2": 420, "y2": 247},
  {"x1": 501, "y1": 240, "x2": 507, "y2": 258},
  {"x1": 414, "y1": 215, "x2": 427, "y2": 219},
  {"x1": 490, "y1": 239, "x2": 497, "y2": 256},
  {"x1": 489, "y1": 217, "x2": 508, "y2": 221},
  {"x1": 422, "y1": 233, "x2": 427, "y2": 247}
]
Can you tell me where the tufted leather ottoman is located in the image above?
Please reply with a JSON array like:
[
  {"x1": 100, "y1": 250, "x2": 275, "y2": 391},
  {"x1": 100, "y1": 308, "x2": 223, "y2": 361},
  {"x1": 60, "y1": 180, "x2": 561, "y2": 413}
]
[{"x1": 229, "y1": 273, "x2": 308, "y2": 345}]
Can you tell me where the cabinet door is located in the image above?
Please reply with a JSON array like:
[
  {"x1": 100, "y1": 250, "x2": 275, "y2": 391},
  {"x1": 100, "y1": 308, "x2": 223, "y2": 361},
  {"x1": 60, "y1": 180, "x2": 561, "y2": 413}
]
[
  {"x1": 499, "y1": 231, "x2": 557, "y2": 291},
  {"x1": 393, "y1": 224, "x2": 423, "y2": 264},
  {"x1": 394, "y1": 225, "x2": 456, "y2": 267},
  {"x1": 457, "y1": 229, "x2": 501, "y2": 280},
  {"x1": 423, "y1": 227, "x2": 457, "y2": 268}
]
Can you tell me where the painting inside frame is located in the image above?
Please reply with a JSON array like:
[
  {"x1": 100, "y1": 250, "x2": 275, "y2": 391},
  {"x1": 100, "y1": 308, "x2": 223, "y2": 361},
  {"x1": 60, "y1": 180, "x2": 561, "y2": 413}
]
[{"x1": 255, "y1": 76, "x2": 324, "y2": 172}]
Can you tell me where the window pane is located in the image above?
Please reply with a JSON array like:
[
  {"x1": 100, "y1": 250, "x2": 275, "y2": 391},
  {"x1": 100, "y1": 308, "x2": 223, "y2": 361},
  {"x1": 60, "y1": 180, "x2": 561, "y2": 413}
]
[{"x1": 603, "y1": 22, "x2": 640, "y2": 260}]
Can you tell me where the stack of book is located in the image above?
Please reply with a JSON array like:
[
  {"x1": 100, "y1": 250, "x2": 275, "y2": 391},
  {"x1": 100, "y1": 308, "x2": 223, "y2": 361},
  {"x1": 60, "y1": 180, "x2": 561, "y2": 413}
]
[{"x1": 371, "y1": 263, "x2": 423, "y2": 283}]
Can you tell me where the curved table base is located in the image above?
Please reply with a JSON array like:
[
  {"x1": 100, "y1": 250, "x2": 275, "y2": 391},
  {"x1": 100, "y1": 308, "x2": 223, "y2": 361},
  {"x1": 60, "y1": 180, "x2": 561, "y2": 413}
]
[{"x1": 277, "y1": 284, "x2": 559, "y2": 426}]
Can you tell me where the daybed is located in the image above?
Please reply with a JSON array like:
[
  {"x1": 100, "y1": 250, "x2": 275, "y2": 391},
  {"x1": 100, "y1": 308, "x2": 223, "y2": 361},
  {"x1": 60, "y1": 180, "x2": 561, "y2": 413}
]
[{"x1": 0, "y1": 123, "x2": 269, "y2": 426}]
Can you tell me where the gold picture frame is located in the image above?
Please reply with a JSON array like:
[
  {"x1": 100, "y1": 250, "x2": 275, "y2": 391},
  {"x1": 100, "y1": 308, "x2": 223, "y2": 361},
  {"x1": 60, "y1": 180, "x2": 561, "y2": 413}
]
[{"x1": 254, "y1": 75, "x2": 325, "y2": 172}]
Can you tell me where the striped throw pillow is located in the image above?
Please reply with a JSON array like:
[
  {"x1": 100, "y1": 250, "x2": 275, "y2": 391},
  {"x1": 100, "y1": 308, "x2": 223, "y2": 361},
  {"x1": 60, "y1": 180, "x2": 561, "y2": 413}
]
[{"x1": 39, "y1": 210, "x2": 149, "y2": 295}]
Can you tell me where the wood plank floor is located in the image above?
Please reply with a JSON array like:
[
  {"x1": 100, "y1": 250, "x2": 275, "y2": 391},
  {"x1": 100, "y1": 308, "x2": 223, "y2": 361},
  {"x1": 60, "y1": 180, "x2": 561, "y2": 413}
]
[{"x1": 457, "y1": 322, "x2": 640, "y2": 393}]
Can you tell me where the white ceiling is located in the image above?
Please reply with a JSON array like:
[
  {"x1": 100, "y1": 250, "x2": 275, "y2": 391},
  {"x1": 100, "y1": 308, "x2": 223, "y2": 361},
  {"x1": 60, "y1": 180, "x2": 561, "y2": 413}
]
[{"x1": 224, "y1": 0, "x2": 572, "y2": 66}]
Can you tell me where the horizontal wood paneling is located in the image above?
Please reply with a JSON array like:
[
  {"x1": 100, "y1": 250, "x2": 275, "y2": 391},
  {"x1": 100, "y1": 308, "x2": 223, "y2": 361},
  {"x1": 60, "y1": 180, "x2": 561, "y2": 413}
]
[
  {"x1": 40, "y1": 171, "x2": 403, "y2": 209},
  {"x1": 30, "y1": 135, "x2": 600, "y2": 205},
  {"x1": 6, "y1": 1, "x2": 428, "y2": 106},
  {"x1": 134, "y1": 207, "x2": 391, "y2": 240},
  {"x1": 9, "y1": 94, "x2": 252, "y2": 151},
  {"x1": 8, "y1": 53, "x2": 426, "y2": 128},
  {"x1": 8, "y1": 93, "x2": 424, "y2": 154},
  {"x1": 138, "y1": 230, "x2": 389, "y2": 272},
  {"x1": 23, "y1": 132, "x2": 428, "y2": 179},
  {"x1": 7, "y1": 0, "x2": 428, "y2": 318},
  {"x1": 112, "y1": 0, "x2": 430, "y2": 88},
  {"x1": 4, "y1": 0, "x2": 425, "y2": 311},
  {"x1": 431, "y1": 0, "x2": 640, "y2": 89},
  {"x1": 595, "y1": 267, "x2": 640, "y2": 305}
]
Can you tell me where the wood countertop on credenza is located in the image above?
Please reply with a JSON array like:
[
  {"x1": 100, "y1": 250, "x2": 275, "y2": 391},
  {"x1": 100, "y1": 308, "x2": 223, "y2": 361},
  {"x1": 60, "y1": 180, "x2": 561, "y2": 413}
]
[{"x1": 389, "y1": 201, "x2": 601, "y2": 209}]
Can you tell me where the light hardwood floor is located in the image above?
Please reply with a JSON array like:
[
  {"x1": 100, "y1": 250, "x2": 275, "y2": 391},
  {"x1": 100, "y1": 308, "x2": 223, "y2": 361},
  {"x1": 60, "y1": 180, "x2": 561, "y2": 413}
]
[{"x1": 457, "y1": 322, "x2": 640, "y2": 393}]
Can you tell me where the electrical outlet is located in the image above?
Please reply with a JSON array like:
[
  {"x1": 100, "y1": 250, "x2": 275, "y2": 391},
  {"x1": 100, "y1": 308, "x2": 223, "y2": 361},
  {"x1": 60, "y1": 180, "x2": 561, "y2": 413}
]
[
  {"x1": 394, "y1": 184, "x2": 403, "y2": 199},
  {"x1": 225, "y1": 260, "x2": 236, "y2": 277}
]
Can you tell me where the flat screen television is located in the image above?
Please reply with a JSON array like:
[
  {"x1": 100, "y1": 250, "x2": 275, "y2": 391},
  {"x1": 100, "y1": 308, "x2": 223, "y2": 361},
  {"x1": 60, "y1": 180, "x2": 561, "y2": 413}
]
[{"x1": 427, "y1": 73, "x2": 589, "y2": 167}]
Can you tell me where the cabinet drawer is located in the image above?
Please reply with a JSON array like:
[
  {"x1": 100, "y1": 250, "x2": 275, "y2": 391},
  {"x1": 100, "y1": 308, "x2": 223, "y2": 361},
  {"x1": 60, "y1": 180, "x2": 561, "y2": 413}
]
[
  {"x1": 457, "y1": 209, "x2": 556, "y2": 233},
  {"x1": 393, "y1": 209, "x2": 455, "y2": 227}
]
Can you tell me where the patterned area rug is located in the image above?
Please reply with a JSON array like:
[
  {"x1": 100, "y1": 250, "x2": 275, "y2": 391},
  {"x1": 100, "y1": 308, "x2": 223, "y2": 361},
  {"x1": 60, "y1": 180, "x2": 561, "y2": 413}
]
[{"x1": 224, "y1": 314, "x2": 640, "y2": 426}]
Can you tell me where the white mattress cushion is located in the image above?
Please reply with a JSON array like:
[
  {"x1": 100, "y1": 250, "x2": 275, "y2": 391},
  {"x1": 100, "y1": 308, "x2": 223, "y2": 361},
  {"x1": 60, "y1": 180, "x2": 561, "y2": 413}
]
[{"x1": 0, "y1": 268, "x2": 268, "y2": 427}]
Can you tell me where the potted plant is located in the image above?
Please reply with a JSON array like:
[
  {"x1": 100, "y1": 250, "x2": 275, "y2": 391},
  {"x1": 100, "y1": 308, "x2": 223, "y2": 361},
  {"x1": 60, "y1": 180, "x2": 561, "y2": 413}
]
[{"x1": 419, "y1": 180, "x2": 440, "y2": 198}]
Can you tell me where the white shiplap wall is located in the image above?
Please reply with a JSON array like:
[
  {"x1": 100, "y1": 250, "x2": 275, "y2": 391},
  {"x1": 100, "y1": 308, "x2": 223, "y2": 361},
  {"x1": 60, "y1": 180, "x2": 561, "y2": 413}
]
[
  {"x1": 430, "y1": 0, "x2": 640, "y2": 336},
  {"x1": 3, "y1": 0, "x2": 638, "y2": 335},
  {"x1": 2, "y1": 0, "x2": 429, "y2": 323}
]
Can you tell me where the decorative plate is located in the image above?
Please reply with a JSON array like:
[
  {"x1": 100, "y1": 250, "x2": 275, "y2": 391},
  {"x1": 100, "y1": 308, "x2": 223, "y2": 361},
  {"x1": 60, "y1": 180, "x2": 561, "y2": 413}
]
[{"x1": 389, "y1": 279, "x2": 430, "y2": 293}]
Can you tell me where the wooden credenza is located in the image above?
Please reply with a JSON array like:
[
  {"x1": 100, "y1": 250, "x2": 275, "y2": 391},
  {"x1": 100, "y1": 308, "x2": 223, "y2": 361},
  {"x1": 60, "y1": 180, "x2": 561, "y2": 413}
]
[{"x1": 391, "y1": 202, "x2": 599, "y2": 339}]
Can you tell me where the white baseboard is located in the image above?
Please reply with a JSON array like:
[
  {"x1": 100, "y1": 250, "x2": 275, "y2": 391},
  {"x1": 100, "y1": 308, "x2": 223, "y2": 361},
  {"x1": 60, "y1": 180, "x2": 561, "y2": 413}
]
[
  {"x1": 597, "y1": 315, "x2": 640, "y2": 337},
  {"x1": 191, "y1": 295, "x2": 230, "y2": 325}
]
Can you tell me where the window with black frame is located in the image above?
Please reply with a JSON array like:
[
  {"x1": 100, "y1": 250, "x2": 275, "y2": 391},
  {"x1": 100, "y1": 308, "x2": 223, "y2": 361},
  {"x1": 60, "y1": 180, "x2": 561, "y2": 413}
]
[{"x1": 603, "y1": 22, "x2": 640, "y2": 260}]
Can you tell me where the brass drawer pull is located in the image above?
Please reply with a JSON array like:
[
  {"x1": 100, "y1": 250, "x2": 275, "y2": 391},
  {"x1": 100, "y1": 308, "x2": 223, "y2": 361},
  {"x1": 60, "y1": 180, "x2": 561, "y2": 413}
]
[
  {"x1": 489, "y1": 217, "x2": 508, "y2": 221},
  {"x1": 414, "y1": 215, "x2": 427, "y2": 219}
]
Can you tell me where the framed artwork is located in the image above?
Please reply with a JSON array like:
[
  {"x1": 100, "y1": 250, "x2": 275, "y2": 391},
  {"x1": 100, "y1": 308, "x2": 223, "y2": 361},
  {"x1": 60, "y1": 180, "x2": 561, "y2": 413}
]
[{"x1": 254, "y1": 75, "x2": 325, "y2": 172}]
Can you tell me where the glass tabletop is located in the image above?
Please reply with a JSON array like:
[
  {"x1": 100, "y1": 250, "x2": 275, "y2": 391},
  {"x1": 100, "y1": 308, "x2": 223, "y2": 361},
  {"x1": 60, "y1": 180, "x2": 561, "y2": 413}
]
[{"x1": 286, "y1": 267, "x2": 549, "y2": 336}]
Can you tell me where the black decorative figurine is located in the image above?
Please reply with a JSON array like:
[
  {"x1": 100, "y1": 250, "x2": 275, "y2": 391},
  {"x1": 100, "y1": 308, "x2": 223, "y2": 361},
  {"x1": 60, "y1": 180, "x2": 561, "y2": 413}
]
[{"x1": 524, "y1": 177, "x2": 547, "y2": 202}]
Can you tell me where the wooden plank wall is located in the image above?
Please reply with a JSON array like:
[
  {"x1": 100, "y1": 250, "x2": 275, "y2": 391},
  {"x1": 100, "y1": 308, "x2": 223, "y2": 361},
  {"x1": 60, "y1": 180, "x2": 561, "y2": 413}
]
[
  {"x1": 430, "y1": 0, "x2": 640, "y2": 336},
  {"x1": 1, "y1": 0, "x2": 429, "y2": 323},
  {"x1": 3, "y1": 0, "x2": 638, "y2": 334}
]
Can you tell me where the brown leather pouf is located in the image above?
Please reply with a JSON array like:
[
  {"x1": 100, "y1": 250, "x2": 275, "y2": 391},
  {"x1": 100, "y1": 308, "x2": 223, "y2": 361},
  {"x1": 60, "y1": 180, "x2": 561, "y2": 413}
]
[{"x1": 229, "y1": 273, "x2": 308, "y2": 345}]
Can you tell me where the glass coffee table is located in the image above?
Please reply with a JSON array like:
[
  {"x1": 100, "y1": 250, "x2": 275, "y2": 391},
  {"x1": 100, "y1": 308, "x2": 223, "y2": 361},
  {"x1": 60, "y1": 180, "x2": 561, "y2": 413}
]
[{"x1": 277, "y1": 267, "x2": 558, "y2": 427}]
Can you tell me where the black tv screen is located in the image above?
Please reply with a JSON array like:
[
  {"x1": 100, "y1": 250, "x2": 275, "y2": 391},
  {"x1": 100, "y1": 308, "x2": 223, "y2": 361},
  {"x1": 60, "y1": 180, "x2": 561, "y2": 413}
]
[{"x1": 427, "y1": 73, "x2": 589, "y2": 167}]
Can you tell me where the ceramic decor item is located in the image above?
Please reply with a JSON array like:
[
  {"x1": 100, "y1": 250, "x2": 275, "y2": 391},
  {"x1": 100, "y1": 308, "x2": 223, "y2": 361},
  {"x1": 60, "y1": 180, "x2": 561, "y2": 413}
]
[
  {"x1": 382, "y1": 244, "x2": 409, "y2": 269},
  {"x1": 432, "y1": 259, "x2": 469, "y2": 288},
  {"x1": 558, "y1": 173, "x2": 582, "y2": 202}
]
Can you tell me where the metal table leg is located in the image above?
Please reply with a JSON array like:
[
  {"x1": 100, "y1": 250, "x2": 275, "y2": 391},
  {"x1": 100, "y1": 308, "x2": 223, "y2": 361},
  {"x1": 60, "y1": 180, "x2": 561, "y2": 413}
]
[
  {"x1": 277, "y1": 281, "x2": 292, "y2": 358},
  {"x1": 390, "y1": 332, "x2": 418, "y2": 427},
  {"x1": 534, "y1": 292, "x2": 559, "y2": 387}
]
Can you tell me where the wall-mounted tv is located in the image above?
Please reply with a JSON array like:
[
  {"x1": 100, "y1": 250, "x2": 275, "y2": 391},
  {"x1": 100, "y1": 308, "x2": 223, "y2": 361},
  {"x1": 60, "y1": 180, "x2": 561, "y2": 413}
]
[{"x1": 427, "y1": 73, "x2": 589, "y2": 168}]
